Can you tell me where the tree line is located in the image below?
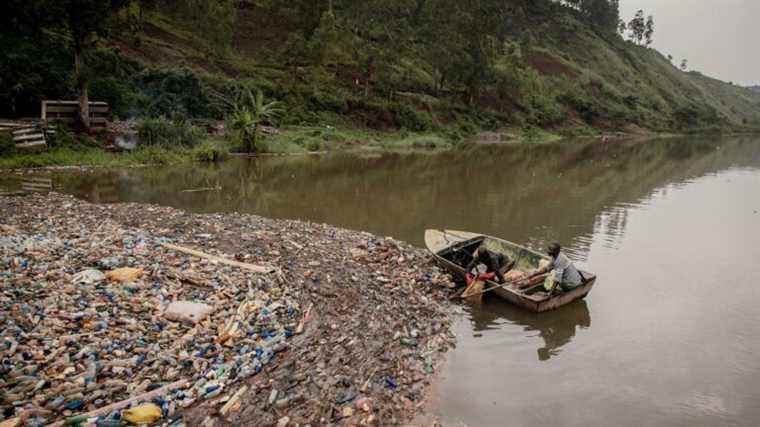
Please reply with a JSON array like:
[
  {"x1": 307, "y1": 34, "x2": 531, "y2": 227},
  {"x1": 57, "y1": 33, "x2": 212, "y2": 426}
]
[{"x1": 2, "y1": 0, "x2": 668, "y2": 130}]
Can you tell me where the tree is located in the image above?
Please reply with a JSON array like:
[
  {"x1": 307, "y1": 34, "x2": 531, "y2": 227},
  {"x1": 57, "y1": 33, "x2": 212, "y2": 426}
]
[
  {"x1": 29, "y1": 1, "x2": 130, "y2": 131},
  {"x1": 587, "y1": 0, "x2": 621, "y2": 33},
  {"x1": 179, "y1": 0, "x2": 237, "y2": 58},
  {"x1": 627, "y1": 10, "x2": 645, "y2": 45},
  {"x1": 644, "y1": 15, "x2": 655, "y2": 47},
  {"x1": 617, "y1": 19, "x2": 627, "y2": 36},
  {"x1": 680, "y1": 59, "x2": 688, "y2": 71},
  {"x1": 228, "y1": 90, "x2": 284, "y2": 153},
  {"x1": 308, "y1": 8, "x2": 343, "y2": 67},
  {"x1": 562, "y1": 0, "x2": 621, "y2": 33}
]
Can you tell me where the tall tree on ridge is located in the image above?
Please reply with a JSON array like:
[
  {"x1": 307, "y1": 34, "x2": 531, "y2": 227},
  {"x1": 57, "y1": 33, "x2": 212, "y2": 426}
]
[
  {"x1": 627, "y1": 9, "x2": 645, "y2": 45},
  {"x1": 644, "y1": 15, "x2": 655, "y2": 47}
]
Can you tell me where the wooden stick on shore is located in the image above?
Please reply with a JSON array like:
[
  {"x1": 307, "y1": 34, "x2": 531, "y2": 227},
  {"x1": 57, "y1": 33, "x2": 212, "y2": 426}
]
[
  {"x1": 49, "y1": 379, "x2": 189, "y2": 427},
  {"x1": 160, "y1": 243, "x2": 276, "y2": 274}
]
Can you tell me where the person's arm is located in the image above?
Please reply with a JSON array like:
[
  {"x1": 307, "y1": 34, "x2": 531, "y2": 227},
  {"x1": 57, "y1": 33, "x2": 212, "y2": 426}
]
[
  {"x1": 547, "y1": 279, "x2": 559, "y2": 294},
  {"x1": 465, "y1": 251, "x2": 480, "y2": 274},
  {"x1": 466, "y1": 258, "x2": 477, "y2": 275},
  {"x1": 530, "y1": 259, "x2": 554, "y2": 278},
  {"x1": 495, "y1": 268, "x2": 506, "y2": 284},
  {"x1": 547, "y1": 264, "x2": 565, "y2": 294}
]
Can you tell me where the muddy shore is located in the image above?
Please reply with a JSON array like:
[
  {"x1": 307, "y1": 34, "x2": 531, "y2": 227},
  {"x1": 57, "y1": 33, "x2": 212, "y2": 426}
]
[{"x1": 0, "y1": 193, "x2": 457, "y2": 426}]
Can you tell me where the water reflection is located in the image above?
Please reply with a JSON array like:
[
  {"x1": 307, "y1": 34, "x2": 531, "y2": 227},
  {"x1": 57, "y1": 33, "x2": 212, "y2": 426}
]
[
  {"x1": 28, "y1": 136, "x2": 760, "y2": 254},
  {"x1": 466, "y1": 299, "x2": 591, "y2": 361}
]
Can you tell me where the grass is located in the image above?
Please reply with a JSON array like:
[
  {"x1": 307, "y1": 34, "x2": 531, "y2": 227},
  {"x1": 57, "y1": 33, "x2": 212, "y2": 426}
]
[
  {"x1": 0, "y1": 128, "x2": 459, "y2": 169},
  {"x1": 0, "y1": 125, "x2": 603, "y2": 170},
  {"x1": 0, "y1": 147, "x2": 187, "y2": 169},
  {"x1": 261, "y1": 126, "x2": 460, "y2": 154},
  {"x1": 0, "y1": 137, "x2": 235, "y2": 170}
]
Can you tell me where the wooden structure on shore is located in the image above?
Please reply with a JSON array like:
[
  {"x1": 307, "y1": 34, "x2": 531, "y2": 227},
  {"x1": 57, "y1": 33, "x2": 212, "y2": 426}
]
[
  {"x1": 21, "y1": 177, "x2": 53, "y2": 193},
  {"x1": 0, "y1": 120, "x2": 55, "y2": 150},
  {"x1": 42, "y1": 100, "x2": 109, "y2": 131},
  {"x1": 0, "y1": 100, "x2": 109, "y2": 150}
]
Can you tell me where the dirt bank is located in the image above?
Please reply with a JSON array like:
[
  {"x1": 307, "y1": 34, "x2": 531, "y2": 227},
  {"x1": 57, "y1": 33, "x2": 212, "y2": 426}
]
[{"x1": 0, "y1": 193, "x2": 456, "y2": 426}]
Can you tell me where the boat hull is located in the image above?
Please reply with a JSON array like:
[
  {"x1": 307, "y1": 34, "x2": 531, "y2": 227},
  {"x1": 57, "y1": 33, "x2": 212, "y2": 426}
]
[{"x1": 425, "y1": 229, "x2": 596, "y2": 313}]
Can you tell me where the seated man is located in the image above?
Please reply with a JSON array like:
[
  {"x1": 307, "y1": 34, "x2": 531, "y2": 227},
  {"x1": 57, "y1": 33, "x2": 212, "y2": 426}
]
[
  {"x1": 529, "y1": 242, "x2": 583, "y2": 294},
  {"x1": 465, "y1": 243, "x2": 513, "y2": 284}
]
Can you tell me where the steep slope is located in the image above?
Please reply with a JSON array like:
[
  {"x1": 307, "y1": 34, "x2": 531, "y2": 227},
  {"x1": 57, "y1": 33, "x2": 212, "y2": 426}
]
[
  {"x1": 523, "y1": 16, "x2": 760, "y2": 130},
  {"x1": 3, "y1": 1, "x2": 759, "y2": 134},
  {"x1": 111, "y1": 3, "x2": 760, "y2": 133}
]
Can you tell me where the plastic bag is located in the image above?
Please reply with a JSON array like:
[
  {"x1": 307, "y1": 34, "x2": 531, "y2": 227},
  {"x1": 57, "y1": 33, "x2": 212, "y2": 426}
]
[
  {"x1": 106, "y1": 267, "x2": 144, "y2": 284},
  {"x1": 123, "y1": 403, "x2": 162, "y2": 424}
]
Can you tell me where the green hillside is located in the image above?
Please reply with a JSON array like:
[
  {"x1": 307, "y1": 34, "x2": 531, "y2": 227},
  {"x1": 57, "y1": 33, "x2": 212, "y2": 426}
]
[{"x1": 3, "y1": 0, "x2": 760, "y2": 137}]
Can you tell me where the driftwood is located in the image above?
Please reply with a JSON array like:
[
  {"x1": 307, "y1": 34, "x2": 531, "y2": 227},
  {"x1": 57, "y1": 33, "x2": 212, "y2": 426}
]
[
  {"x1": 219, "y1": 385, "x2": 248, "y2": 417},
  {"x1": 160, "y1": 243, "x2": 276, "y2": 274},
  {"x1": 49, "y1": 379, "x2": 189, "y2": 427},
  {"x1": 295, "y1": 303, "x2": 314, "y2": 335},
  {"x1": 180, "y1": 186, "x2": 222, "y2": 193}
]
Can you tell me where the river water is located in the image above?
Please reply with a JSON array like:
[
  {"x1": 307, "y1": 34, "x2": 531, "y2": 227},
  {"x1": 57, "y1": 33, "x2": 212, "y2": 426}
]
[{"x1": 5, "y1": 136, "x2": 760, "y2": 426}]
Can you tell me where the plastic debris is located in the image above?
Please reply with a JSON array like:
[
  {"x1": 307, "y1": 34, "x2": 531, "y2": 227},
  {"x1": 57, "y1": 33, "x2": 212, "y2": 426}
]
[
  {"x1": 0, "y1": 192, "x2": 457, "y2": 426},
  {"x1": 164, "y1": 301, "x2": 213, "y2": 325},
  {"x1": 72, "y1": 269, "x2": 106, "y2": 284},
  {"x1": 105, "y1": 267, "x2": 144, "y2": 283},
  {"x1": 123, "y1": 403, "x2": 163, "y2": 424}
]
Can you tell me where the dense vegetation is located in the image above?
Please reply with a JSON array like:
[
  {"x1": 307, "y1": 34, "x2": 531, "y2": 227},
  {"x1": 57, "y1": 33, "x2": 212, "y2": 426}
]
[{"x1": 2, "y1": 0, "x2": 760, "y2": 143}]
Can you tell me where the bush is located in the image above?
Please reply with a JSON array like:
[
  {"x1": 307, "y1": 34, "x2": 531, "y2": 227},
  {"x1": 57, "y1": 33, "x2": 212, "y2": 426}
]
[
  {"x1": 46, "y1": 125, "x2": 77, "y2": 150},
  {"x1": 0, "y1": 132, "x2": 15, "y2": 156},
  {"x1": 308, "y1": 91, "x2": 348, "y2": 114},
  {"x1": 191, "y1": 140, "x2": 230, "y2": 162},
  {"x1": 392, "y1": 104, "x2": 433, "y2": 131},
  {"x1": 129, "y1": 146, "x2": 183, "y2": 165},
  {"x1": 90, "y1": 77, "x2": 134, "y2": 119},
  {"x1": 137, "y1": 117, "x2": 204, "y2": 147},
  {"x1": 0, "y1": 33, "x2": 72, "y2": 118},
  {"x1": 306, "y1": 139, "x2": 322, "y2": 152},
  {"x1": 133, "y1": 68, "x2": 214, "y2": 119},
  {"x1": 522, "y1": 126, "x2": 541, "y2": 142}
]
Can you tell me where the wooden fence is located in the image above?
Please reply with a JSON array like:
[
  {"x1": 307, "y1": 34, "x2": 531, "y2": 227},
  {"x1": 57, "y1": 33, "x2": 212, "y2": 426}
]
[
  {"x1": 21, "y1": 177, "x2": 53, "y2": 193},
  {"x1": 0, "y1": 120, "x2": 54, "y2": 150},
  {"x1": 42, "y1": 100, "x2": 109, "y2": 131}
]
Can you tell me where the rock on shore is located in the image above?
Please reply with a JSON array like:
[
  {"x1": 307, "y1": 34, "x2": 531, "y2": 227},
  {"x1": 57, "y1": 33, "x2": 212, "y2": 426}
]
[{"x1": 0, "y1": 193, "x2": 456, "y2": 426}]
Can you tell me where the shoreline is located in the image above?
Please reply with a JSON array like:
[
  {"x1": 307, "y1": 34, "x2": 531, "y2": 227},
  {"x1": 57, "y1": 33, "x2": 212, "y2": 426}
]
[
  {"x1": 2, "y1": 125, "x2": 758, "y2": 173},
  {"x1": 0, "y1": 192, "x2": 458, "y2": 426}
]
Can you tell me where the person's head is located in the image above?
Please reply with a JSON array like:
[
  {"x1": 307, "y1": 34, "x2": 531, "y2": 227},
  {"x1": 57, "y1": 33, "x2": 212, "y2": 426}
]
[
  {"x1": 475, "y1": 242, "x2": 488, "y2": 257},
  {"x1": 547, "y1": 242, "x2": 561, "y2": 258}
]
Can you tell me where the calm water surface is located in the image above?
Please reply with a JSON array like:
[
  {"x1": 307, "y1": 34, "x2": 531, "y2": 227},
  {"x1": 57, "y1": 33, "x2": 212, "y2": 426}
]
[{"x1": 5, "y1": 137, "x2": 760, "y2": 426}]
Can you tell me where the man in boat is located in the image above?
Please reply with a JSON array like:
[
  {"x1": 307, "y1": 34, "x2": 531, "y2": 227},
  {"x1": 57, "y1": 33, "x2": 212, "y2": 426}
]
[
  {"x1": 528, "y1": 242, "x2": 583, "y2": 294},
  {"x1": 465, "y1": 243, "x2": 514, "y2": 285}
]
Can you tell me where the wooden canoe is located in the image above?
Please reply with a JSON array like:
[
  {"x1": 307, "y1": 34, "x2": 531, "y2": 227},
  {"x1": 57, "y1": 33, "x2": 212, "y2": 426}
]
[{"x1": 425, "y1": 229, "x2": 596, "y2": 313}]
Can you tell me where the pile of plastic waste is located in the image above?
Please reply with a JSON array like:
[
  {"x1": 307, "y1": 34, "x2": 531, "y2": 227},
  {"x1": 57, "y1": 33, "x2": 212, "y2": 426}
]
[{"x1": 1, "y1": 192, "x2": 455, "y2": 426}]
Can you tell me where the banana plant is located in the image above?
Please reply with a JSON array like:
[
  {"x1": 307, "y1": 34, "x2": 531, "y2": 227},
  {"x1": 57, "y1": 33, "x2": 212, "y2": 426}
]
[{"x1": 226, "y1": 89, "x2": 284, "y2": 153}]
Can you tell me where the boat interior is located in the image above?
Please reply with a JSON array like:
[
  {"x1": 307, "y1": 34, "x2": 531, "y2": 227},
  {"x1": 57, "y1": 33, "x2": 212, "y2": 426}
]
[{"x1": 436, "y1": 236, "x2": 551, "y2": 296}]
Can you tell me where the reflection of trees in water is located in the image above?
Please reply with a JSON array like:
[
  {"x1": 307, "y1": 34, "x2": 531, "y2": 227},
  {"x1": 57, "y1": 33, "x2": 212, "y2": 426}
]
[
  {"x1": 55, "y1": 136, "x2": 760, "y2": 253},
  {"x1": 466, "y1": 299, "x2": 591, "y2": 361}
]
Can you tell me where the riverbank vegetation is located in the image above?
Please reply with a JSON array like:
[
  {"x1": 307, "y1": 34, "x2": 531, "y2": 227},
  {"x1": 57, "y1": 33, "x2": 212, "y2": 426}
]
[{"x1": 2, "y1": 0, "x2": 760, "y2": 165}]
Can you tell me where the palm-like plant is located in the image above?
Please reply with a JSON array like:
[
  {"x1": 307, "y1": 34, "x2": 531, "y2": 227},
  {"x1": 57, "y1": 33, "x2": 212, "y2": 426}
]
[
  {"x1": 227, "y1": 89, "x2": 284, "y2": 154},
  {"x1": 228, "y1": 108, "x2": 256, "y2": 153}
]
